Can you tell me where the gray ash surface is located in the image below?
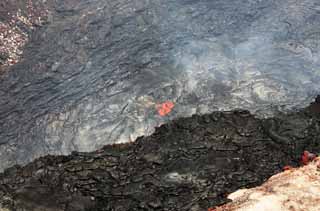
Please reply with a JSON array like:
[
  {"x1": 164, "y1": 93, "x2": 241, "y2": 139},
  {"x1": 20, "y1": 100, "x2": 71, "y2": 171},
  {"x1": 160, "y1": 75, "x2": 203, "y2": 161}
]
[
  {"x1": 1, "y1": 0, "x2": 320, "y2": 172},
  {"x1": 0, "y1": 100, "x2": 320, "y2": 211}
]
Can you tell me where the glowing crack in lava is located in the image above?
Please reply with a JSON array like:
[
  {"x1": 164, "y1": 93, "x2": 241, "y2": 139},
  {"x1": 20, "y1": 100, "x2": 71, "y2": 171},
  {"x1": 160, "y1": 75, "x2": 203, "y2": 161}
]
[{"x1": 156, "y1": 101, "x2": 175, "y2": 116}]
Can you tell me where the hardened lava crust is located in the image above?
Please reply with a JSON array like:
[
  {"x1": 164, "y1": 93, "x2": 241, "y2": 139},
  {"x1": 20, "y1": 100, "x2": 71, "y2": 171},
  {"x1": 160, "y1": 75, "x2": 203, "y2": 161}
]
[
  {"x1": 1, "y1": 0, "x2": 320, "y2": 173},
  {"x1": 0, "y1": 99, "x2": 319, "y2": 211}
]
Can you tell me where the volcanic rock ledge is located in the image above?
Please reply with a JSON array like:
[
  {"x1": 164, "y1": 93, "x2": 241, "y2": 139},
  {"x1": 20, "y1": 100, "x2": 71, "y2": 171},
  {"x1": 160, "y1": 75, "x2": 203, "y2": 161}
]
[
  {"x1": 0, "y1": 100, "x2": 320, "y2": 211},
  {"x1": 213, "y1": 157, "x2": 320, "y2": 211}
]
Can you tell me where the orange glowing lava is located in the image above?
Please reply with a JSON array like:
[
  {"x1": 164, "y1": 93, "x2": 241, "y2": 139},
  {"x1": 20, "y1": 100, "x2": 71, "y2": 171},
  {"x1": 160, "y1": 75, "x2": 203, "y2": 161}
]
[
  {"x1": 157, "y1": 101, "x2": 174, "y2": 116},
  {"x1": 283, "y1": 165, "x2": 293, "y2": 171},
  {"x1": 301, "y1": 150, "x2": 316, "y2": 165}
]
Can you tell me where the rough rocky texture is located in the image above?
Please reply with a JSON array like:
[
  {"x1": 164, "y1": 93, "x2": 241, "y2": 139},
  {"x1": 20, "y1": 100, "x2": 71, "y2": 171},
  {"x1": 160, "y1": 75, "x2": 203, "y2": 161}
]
[
  {"x1": 214, "y1": 157, "x2": 320, "y2": 211},
  {"x1": 0, "y1": 0, "x2": 49, "y2": 68},
  {"x1": 0, "y1": 100, "x2": 319, "y2": 211},
  {"x1": 1, "y1": 0, "x2": 320, "y2": 172}
]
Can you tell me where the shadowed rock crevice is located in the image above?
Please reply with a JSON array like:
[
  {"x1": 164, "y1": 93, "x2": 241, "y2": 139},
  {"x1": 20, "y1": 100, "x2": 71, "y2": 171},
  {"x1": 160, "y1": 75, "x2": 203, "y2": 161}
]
[{"x1": 0, "y1": 99, "x2": 319, "y2": 211}]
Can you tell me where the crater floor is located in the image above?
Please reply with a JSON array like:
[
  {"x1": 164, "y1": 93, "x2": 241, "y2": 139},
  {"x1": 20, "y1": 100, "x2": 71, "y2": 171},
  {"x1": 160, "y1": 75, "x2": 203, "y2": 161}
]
[{"x1": 1, "y1": 0, "x2": 320, "y2": 172}]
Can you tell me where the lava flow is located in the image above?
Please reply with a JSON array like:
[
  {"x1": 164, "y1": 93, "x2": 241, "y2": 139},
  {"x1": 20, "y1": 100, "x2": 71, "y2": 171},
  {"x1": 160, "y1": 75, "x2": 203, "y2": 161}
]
[{"x1": 157, "y1": 101, "x2": 175, "y2": 116}]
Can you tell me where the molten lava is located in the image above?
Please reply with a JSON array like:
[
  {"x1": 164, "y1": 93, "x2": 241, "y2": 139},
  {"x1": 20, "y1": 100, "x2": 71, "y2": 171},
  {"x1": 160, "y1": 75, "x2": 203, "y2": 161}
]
[
  {"x1": 301, "y1": 150, "x2": 316, "y2": 165},
  {"x1": 157, "y1": 101, "x2": 174, "y2": 116}
]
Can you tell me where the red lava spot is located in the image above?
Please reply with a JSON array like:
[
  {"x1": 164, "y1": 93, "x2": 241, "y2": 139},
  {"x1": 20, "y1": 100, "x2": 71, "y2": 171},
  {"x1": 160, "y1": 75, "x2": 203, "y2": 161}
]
[
  {"x1": 283, "y1": 165, "x2": 293, "y2": 171},
  {"x1": 301, "y1": 151, "x2": 316, "y2": 165},
  {"x1": 207, "y1": 208, "x2": 217, "y2": 211},
  {"x1": 157, "y1": 101, "x2": 174, "y2": 116}
]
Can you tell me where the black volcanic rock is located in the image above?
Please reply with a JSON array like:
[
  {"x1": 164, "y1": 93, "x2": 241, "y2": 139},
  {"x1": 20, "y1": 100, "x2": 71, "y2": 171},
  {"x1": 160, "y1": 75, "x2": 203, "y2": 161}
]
[{"x1": 0, "y1": 105, "x2": 319, "y2": 211}]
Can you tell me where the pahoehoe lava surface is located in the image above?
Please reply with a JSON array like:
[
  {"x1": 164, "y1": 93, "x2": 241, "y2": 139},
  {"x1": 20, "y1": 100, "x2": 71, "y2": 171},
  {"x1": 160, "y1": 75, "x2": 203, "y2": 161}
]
[
  {"x1": 1, "y1": 0, "x2": 320, "y2": 171},
  {"x1": 0, "y1": 100, "x2": 320, "y2": 211}
]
